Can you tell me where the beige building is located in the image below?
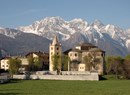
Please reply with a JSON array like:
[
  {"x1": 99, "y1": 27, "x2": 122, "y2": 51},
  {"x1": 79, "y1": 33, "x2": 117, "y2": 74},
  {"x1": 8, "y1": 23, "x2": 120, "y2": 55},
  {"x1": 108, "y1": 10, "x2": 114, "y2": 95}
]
[
  {"x1": 49, "y1": 36, "x2": 62, "y2": 71},
  {"x1": 0, "y1": 57, "x2": 29, "y2": 71},
  {"x1": 68, "y1": 43, "x2": 105, "y2": 75},
  {"x1": 26, "y1": 52, "x2": 49, "y2": 70},
  {"x1": 0, "y1": 51, "x2": 49, "y2": 71},
  {"x1": 0, "y1": 57, "x2": 10, "y2": 70}
]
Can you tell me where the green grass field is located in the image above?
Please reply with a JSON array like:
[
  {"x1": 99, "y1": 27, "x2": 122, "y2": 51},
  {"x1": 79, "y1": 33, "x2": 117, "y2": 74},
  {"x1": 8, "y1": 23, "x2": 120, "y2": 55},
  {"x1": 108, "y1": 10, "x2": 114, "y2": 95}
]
[{"x1": 0, "y1": 79, "x2": 130, "y2": 95}]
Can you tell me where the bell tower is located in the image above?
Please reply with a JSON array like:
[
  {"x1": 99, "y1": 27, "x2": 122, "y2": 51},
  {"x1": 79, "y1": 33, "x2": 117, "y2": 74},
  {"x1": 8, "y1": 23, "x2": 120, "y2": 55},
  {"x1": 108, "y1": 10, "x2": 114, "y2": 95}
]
[{"x1": 49, "y1": 36, "x2": 62, "y2": 71}]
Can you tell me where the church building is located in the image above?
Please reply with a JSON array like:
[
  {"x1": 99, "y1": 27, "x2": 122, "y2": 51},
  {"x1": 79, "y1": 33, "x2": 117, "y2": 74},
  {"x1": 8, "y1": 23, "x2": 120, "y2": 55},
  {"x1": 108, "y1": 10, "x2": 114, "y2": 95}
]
[
  {"x1": 49, "y1": 36, "x2": 62, "y2": 71},
  {"x1": 49, "y1": 36, "x2": 105, "y2": 75}
]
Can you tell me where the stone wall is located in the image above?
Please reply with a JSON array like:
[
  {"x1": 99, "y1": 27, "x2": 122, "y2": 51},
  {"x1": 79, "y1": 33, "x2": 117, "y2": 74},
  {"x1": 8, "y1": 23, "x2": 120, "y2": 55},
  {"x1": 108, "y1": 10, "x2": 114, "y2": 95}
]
[
  {"x1": 32, "y1": 73, "x2": 98, "y2": 81},
  {"x1": 13, "y1": 75, "x2": 27, "y2": 79},
  {"x1": 36, "y1": 71, "x2": 91, "y2": 75},
  {"x1": 13, "y1": 71, "x2": 99, "y2": 81}
]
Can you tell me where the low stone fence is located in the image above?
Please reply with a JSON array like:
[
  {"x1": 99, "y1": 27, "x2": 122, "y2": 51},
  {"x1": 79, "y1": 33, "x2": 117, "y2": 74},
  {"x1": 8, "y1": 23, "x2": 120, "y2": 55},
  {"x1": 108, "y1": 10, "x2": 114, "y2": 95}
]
[
  {"x1": 36, "y1": 71, "x2": 91, "y2": 75},
  {"x1": 13, "y1": 75, "x2": 27, "y2": 79},
  {"x1": 32, "y1": 73, "x2": 98, "y2": 81},
  {"x1": 36, "y1": 71, "x2": 57, "y2": 75},
  {"x1": 13, "y1": 71, "x2": 99, "y2": 81}
]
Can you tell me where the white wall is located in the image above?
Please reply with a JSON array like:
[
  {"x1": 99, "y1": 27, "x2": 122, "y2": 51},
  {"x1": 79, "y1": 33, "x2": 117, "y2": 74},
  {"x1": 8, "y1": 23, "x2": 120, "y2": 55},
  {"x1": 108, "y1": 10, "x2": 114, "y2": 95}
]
[
  {"x1": 0, "y1": 59, "x2": 9, "y2": 70},
  {"x1": 20, "y1": 58, "x2": 29, "y2": 65},
  {"x1": 78, "y1": 64, "x2": 85, "y2": 71}
]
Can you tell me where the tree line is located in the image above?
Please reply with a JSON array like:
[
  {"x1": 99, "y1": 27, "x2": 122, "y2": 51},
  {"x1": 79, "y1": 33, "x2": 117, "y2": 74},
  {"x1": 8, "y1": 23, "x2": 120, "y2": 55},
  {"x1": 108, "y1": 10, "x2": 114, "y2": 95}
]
[{"x1": 106, "y1": 55, "x2": 130, "y2": 79}]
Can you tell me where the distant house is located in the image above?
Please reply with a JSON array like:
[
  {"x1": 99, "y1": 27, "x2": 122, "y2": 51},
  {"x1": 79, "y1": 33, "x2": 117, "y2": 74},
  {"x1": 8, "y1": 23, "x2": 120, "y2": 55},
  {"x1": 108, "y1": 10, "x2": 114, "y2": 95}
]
[
  {"x1": 0, "y1": 57, "x2": 29, "y2": 71},
  {"x1": 67, "y1": 43, "x2": 105, "y2": 75},
  {"x1": 18, "y1": 57, "x2": 29, "y2": 72},
  {"x1": 0, "y1": 57, "x2": 10, "y2": 70},
  {"x1": 26, "y1": 51, "x2": 49, "y2": 70},
  {"x1": 0, "y1": 51, "x2": 49, "y2": 71}
]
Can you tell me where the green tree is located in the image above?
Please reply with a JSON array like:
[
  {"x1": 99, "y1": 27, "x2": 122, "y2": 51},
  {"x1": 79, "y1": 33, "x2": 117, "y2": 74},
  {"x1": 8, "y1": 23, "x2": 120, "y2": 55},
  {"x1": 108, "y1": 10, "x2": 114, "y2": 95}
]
[
  {"x1": 27, "y1": 55, "x2": 34, "y2": 71},
  {"x1": 52, "y1": 54, "x2": 62, "y2": 71},
  {"x1": 7, "y1": 58, "x2": 22, "y2": 78},
  {"x1": 62, "y1": 54, "x2": 70, "y2": 71},
  {"x1": 84, "y1": 53, "x2": 101, "y2": 71},
  {"x1": 83, "y1": 55, "x2": 92, "y2": 71},
  {"x1": 124, "y1": 55, "x2": 130, "y2": 79},
  {"x1": 106, "y1": 56, "x2": 124, "y2": 79},
  {"x1": 33, "y1": 57, "x2": 43, "y2": 70},
  {"x1": 27, "y1": 56, "x2": 43, "y2": 71},
  {"x1": 113, "y1": 56, "x2": 124, "y2": 79},
  {"x1": 106, "y1": 56, "x2": 114, "y2": 74}
]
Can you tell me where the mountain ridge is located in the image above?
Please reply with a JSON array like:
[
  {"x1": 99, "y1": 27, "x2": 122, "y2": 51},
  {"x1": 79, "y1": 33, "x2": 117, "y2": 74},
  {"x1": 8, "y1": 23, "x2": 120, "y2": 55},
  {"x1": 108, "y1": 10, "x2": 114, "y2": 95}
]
[{"x1": 0, "y1": 17, "x2": 130, "y2": 57}]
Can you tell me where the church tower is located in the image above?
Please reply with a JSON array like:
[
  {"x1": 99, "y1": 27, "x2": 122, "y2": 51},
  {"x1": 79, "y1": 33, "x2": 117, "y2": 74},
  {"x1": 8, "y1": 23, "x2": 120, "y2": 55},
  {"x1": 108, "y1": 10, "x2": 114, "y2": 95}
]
[{"x1": 49, "y1": 36, "x2": 62, "y2": 71}]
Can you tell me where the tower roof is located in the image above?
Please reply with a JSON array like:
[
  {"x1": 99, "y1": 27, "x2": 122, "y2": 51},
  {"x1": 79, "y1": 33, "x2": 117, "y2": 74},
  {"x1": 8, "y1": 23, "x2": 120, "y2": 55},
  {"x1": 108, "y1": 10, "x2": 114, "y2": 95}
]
[
  {"x1": 89, "y1": 47, "x2": 104, "y2": 52},
  {"x1": 52, "y1": 36, "x2": 60, "y2": 45}
]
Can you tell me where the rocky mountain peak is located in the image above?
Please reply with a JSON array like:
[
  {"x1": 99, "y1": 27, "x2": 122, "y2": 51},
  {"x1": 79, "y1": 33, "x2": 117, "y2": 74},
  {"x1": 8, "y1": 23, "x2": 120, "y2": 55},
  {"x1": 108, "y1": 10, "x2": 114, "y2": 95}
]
[
  {"x1": 91, "y1": 19, "x2": 104, "y2": 27},
  {"x1": 1, "y1": 16, "x2": 130, "y2": 56}
]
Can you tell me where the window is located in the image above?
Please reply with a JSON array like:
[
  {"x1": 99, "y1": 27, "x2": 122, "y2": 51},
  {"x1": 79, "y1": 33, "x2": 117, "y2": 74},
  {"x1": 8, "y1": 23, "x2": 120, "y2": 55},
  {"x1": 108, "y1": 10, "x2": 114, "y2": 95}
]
[
  {"x1": 70, "y1": 53, "x2": 72, "y2": 56},
  {"x1": 75, "y1": 53, "x2": 77, "y2": 57},
  {"x1": 80, "y1": 67, "x2": 84, "y2": 69},
  {"x1": 6, "y1": 65, "x2": 8, "y2": 67},
  {"x1": 51, "y1": 52, "x2": 53, "y2": 55},
  {"x1": 57, "y1": 47, "x2": 59, "y2": 50},
  {"x1": 51, "y1": 47, "x2": 53, "y2": 50},
  {"x1": 2, "y1": 65, "x2": 4, "y2": 67},
  {"x1": 57, "y1": 52, "x2": 59, "y2": 55}
]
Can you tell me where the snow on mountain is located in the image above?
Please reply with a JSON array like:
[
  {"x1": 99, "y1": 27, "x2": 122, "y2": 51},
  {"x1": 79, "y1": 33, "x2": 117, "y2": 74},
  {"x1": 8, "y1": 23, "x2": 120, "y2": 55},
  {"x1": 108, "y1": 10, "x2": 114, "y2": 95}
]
[
  {"x1": 125, "y1": 29, "x2": 130, "y2": 51},
  {"x1": 1, "y1": 16, "x2": 130, "y2": 56},
  {"x1": 18, "y1": 17, "x2": 73, "y2": 41},
  {"x1": 18, "y1": 17, "x2": 125, "y2": 44},
  {"x1": 0, "y1": 28, "x2": 21, "y2": 38},
  {"x1": 17, "y1": 17, "x2": 130, "y2": 56},
  {"x1": 69, "y1": 18, "x2": 88, "y2": 32},
  {"x1": 91, "y1": 20, "x2": 104, "y2": 30},
  {"x1": 18, "y1": 17, "x2": 90, "y2": 41},
  {"x1": 103, "y1": 24, "x2": 125, "y2": 39},
  {"x1": 126, "y1": 29, "x2": 130, "y2": 37}
]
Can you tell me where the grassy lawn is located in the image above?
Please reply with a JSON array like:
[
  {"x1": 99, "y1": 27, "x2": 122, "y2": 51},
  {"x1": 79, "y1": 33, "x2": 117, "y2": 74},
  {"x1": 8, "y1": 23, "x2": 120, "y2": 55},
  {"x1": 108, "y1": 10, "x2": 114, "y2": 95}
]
[{"x1": 0, "y1": 79, "x2": 130, "y2": 95}]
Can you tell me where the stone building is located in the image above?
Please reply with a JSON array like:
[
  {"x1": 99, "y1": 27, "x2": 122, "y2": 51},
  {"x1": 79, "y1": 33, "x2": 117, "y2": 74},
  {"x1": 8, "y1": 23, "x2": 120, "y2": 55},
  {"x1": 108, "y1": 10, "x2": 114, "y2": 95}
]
[
  {"x1": 49, "y1": 36, "x2": 62, "y2": 71},
  {"x1": 26, "y1": 51, "x2": 49, "y2": 70},
  {"x1": 0, "y1": 57, "x2": 28, "y2": 71},
  {"x1": 68, "y1": 43, "x2": 105, "y2": 75}
]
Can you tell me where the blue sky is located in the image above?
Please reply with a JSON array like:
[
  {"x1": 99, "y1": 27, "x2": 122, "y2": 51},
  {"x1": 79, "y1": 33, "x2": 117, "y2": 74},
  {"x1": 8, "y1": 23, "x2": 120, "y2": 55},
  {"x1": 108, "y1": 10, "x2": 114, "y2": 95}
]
[{"x1": 0, "y1": 0, "x2": 130, "y2": 29}]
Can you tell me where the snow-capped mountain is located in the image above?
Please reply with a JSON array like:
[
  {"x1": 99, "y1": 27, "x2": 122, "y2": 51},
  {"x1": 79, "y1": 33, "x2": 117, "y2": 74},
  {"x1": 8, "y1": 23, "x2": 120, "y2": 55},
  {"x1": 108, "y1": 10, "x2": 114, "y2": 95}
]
[
  {"x1": 18, "y1": 17, "x2": 128, "y2": 43},
  {"x1": 0, "y1": 29, "x2": 51, "y2": 56},
  {"x1": 0, "y1": 27, "x2": 21, "y2": 38},
  {"x1": 17, "y1": 17, "x2": 130, "y2": 56},
  {"x1": 0, "y1": 17, "x2": 130, "y2": 56}
]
